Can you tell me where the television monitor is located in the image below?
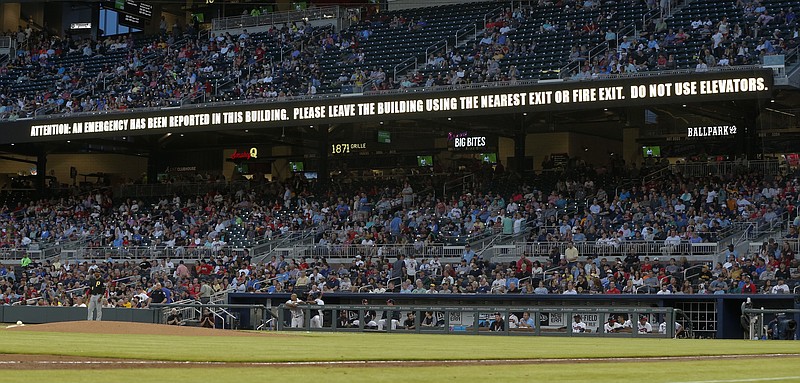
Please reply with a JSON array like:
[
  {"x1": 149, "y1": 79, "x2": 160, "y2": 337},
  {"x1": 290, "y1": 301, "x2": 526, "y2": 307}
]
[
  {"x1": 642, "y1": 146, "x2": 661, "y2": 157},
  {"x1": 289, "y1": 161, "x2": 304, "y2": 172},
  {"x1": 479, "y1": 153, "x2": 497, "y2": 164},
  {"x1": 303, "y1": 172, "x2": 318, "y2": 179},
  {"x1": 417, "y1": 156, "x2": 433, "y2": 167},
  {"x1": 377, "y1": 130, "x2": 391, "y2": 144}
]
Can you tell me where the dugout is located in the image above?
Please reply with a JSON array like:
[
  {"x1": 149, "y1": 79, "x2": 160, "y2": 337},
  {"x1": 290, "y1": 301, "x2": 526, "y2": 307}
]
[{"x1": 229, "y1": 292, "x2": 800, "y2": 339}]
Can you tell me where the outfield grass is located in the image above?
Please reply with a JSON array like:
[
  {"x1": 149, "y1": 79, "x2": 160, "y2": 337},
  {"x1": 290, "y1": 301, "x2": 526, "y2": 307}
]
[
  {"x1": 2, "y1": 330, "x2": 799, "y2": 362},
  {"x1": 0, "y1": 358, "x2": 798, "y2": 383}
]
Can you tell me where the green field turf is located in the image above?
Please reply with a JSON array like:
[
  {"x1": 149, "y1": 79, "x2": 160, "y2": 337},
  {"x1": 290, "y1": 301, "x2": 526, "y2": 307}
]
[
  {"x1": 0, "y1": 358, "x2": 798, "y2": 383},
  {"x1": 2, "y1": 330, "x2": 799, "y2": 362}
]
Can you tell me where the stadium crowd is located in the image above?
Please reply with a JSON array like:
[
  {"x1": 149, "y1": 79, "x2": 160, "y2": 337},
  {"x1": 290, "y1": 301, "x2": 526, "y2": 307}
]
[
  {"x1": 0, "y1": 160, "x2": 798, "y2": 307},
  {"x1": 563, "y1": 0, "x2": 800, "y2": 78},
  {"x1": 2, "y1": 0, "x2": 795, "y2": 121}
]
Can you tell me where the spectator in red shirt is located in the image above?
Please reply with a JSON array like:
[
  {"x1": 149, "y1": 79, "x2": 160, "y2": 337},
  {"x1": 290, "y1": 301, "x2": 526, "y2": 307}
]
[
  {"x1": 515, "y1": 253, "x2": 533, "y2": 279},
  {"x1": 739, "y1": 275, "x2": 757, "y2": 293},
  {"x1": 606, "y1": 281, "x2": 621, "y2": 294}
]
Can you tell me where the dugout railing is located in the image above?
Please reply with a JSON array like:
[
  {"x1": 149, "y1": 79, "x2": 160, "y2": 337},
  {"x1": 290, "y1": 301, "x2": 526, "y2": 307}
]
[
  {"x1": 743, "y1": 307, "x2": 800, "y2": 341},
  {"x1": 151, "y1": 303, "x2": 271, "y2": 330},
  {"x1": 275, "y1": 304, "x2": 680, "y2": 337}
]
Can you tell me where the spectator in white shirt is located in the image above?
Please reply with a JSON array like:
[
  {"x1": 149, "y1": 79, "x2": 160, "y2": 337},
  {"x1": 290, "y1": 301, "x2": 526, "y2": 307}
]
[{"x1": 771, "y1": 279, "x2": 790, "y2": 294}]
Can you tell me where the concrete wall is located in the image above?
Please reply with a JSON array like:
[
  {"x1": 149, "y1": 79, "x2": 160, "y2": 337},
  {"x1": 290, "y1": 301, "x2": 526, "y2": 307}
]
[
  {"x1": 498, "y1": 136, "x2": 514, "y2": 168},
  {"x1": 527, "y1": 132, "x2": 568, "y2": 171},
  {"x1": 0, "y1": 154, "x2": 147, "y2": 185},
  {"x1": 387, "y1": 0, "x2": 467, "y2": 11},
  {"x1": 0, "y1": 306, "x2": 158, "y2": 324},
  {"x1": 527, "y1": 132, "x2": 622, "y2": 170},
  {"x1": 0, "y1": 3, "x2": 21, "y2": 34}
]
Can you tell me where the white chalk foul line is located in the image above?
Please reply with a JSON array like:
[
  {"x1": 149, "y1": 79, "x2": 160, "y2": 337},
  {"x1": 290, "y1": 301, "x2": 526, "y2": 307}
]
[
  {"x1": 669, "y1": 377, "x2": 800, "y2": 383},
  {"x1": 0, "y1": 354, "x2": 798, "y2": 367}
]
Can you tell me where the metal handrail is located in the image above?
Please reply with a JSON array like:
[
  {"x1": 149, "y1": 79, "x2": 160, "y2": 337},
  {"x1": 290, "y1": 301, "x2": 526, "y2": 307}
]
[
  {"x1": 682, "y1": 263, "x2": 707, "y2": 283},
  {"x1": 560, "y1": 41, "x2": 609, "y2": 79},
  {"x1": 111, "y1": 275, "x2": 139, "y2": 284},
  {"x1": 386, "y1": 276, "x2": 402, "y2": 290},
  {"x1": 11, "y1": 296, "x2": 45, "y2": 306},
  {"x1": 393, "y1": 56, "x2": 417, "y2": 82},
  {"x1": 782, "y1": 46, "x2": 800, "y2": 77},
  {"x1": 542, "y1": 266, "x2": 563, "y2": 280},
  {"x1": 358, "y1": 284, "x2": 373, "y2": 292},
  {"x1": 424, "y1": 39, "x2": 448, "y2": 67},
  {"x1": 507, "y1": 241, "x2": 720, "y2": 258},
  {"x1": 634, "y1": 285, "x2": 652, "y2": 294},
  {"x1": 64, "y1": 286, "x2": 87, "y2": 297},
  {"x1": 256, "y1": 276, "x2": 279, "y2": 292},
  {"x1": 454, "y1": 23, "x2": 477, "y2": 46}
]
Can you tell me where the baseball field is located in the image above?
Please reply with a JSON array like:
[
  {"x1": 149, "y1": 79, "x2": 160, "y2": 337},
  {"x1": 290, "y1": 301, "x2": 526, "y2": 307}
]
[{"x1": 2, "y1": 321, "x2": 799, "y2": 383}]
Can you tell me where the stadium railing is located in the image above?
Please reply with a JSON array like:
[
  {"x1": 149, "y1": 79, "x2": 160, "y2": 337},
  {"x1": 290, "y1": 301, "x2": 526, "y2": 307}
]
[
  {"x1": 492, "y1": 240, "x2": 720, "y2": 259},
  {"x1": 748, "y1": 239, "x2": 800, "y2": 256},
  {"x1": 114, "y1": 180, "x2": 252, "y2": 198},
  {"x1": 211, "y1": 5, "x2": 341, "y2": 31},
  {"x1": 670, "y1": 159, "x2": 781, "y2": 177},
  {"x1": 151, "y1": 302, "x2": 265, "y2": 330},
  {"x1": 58, "y1": 246, "x2": 246, "y2": 262},
  {"x1": 282, "y1": 242, "x2": 466, "y2": 262}
]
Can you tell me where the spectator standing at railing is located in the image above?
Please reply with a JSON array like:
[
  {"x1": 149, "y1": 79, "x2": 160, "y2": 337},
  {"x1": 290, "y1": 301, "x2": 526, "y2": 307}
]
[
  {"x1": 199, "y1": 280, "x2": 213, "y2": 303},
  {"x1": 565, "y1": 242, "x2": 579, "y2": 269},
  {"x1": 391, "y1": 254, "x2": 405, "y2": 282},
  {"x1": 462, "y1": 244, "x2": 476, "y2": 264}
]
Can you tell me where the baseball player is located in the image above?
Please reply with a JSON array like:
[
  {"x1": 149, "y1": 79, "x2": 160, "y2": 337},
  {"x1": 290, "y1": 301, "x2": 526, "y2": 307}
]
[
  {"x1": 87, "y1": 270, "x2": 105, "y2": 321},
  {"x1": 285, "y1": 293, "x2": 305, "y2": 328},
  {"x1": 308, "y1": 292, "x2": 325, "y2": 328},
  {"x1": 571, "y1": 314, "x2": 588, "y2": 333}
]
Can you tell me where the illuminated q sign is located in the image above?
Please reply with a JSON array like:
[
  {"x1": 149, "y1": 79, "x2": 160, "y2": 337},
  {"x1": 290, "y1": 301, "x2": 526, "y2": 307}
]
[{"x1": 687, "y1": 125, "x2": 738, "y2": 138}]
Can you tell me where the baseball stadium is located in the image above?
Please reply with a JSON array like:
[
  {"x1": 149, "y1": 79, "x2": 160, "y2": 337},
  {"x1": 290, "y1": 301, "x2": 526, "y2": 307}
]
[{"x1": 0, "y1": 0, "x2": 799, "y2": 381}]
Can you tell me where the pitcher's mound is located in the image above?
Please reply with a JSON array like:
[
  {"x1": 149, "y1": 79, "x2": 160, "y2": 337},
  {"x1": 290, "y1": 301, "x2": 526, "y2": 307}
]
[{"x1": 5, "y1": 321, "x2": 276, "y2": 337}]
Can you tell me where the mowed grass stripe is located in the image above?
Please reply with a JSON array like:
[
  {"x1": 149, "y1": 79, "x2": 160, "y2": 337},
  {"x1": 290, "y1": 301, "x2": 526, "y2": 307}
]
[
  {"x1": 0, "y1": 358, "x2": 798, "y2": 383},
  {"x1": 2, "y1": 331, "x2": 800, "y2": 362}
]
